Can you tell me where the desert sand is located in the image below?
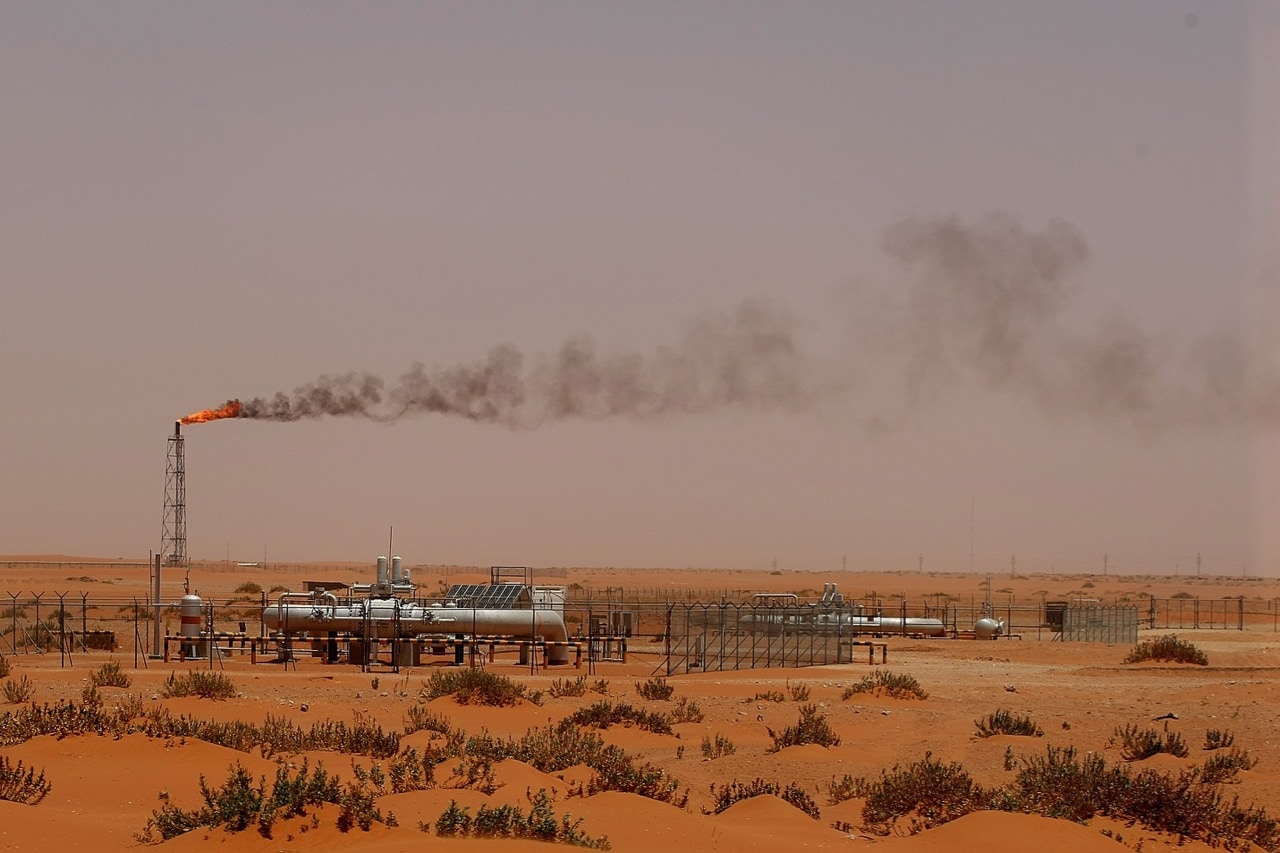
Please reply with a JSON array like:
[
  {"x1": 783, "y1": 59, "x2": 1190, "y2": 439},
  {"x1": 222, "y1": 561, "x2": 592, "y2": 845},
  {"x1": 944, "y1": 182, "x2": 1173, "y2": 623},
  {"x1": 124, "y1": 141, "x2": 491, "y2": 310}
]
[{"x1": 0, "y1": 557, "x2": 1277, "y2": 852}]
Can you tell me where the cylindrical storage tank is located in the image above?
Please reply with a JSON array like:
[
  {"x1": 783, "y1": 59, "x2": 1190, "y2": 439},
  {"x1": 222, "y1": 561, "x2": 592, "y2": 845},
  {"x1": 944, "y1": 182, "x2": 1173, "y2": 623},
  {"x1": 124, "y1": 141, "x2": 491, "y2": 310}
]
[
  {"x1": 376, "y1": 556, "x2": 389, "y2": 585},
  {"x1": 391, "y1": 556, "x2": 403, "y2": 583},
  {"x1": 180, "y1": 593, "x2": 203, "y2": 657},
  {"x1": 975, "y1": 617, "x2": 1003, "y2": 640}
]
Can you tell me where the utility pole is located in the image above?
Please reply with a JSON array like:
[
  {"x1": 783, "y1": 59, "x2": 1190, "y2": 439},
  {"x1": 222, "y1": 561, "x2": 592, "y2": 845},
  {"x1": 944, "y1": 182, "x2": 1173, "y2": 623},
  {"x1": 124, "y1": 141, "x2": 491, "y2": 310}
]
[
  {"x1": 918, "y1": 553, "x2": 923, "y2": 573},
  {"x1": 1011, "y1": 554, "x2": 1016, "y2": 576},
  {"x1": 1103, "y1": 553, "x2": 1109, "y2": 576},
  {"x1": 1197, "y1": 553, "x2": 1202, "y2": 577}
]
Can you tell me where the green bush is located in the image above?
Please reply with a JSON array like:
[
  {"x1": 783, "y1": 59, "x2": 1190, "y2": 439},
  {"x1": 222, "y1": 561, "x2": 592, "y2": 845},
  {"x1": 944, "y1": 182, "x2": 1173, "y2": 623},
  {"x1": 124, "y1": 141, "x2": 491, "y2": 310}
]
[
  {"x1": 1123, "y1": 635, "x2": 1208, "y2": 666},
  {"x1": 842, "y1": 671, "x2": 927, "y2": 700},
  {"x1": 975, "y1": 710, "x2": 1043, "y2": 738},
  {"x1": 766, "y1": 704, "x2": 841, "y2": 753},
  {"x1": 786, "y1": 681, "x2": 811, "y2": 702}
]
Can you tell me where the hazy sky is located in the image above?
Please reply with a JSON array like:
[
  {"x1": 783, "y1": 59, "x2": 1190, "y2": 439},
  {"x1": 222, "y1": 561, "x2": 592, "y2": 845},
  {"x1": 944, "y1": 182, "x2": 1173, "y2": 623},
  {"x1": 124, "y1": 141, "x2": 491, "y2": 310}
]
[{"x1": 3, "y1": 2, "x2": 1278, "y2": 575}]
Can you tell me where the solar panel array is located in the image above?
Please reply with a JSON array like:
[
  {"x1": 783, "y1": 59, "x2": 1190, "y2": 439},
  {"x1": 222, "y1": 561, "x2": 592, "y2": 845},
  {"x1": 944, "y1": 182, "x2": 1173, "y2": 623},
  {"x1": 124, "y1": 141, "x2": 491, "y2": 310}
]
[{"x1": 446, "y1": 583, "x2": 529, "y2": 609}]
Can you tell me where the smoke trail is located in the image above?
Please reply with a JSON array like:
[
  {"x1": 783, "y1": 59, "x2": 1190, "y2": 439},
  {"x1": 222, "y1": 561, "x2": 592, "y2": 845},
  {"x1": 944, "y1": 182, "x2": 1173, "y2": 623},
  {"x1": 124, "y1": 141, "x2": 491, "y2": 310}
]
[
  {"x1": 874, "y1": 212, "x2": 1280, "y2": 429},
  {"x1": 187, "y1": 212, "x2": 1278, "y2": 432},
  {"x1": 229, "y1": 300, "x2": 834, "y2": 426}
]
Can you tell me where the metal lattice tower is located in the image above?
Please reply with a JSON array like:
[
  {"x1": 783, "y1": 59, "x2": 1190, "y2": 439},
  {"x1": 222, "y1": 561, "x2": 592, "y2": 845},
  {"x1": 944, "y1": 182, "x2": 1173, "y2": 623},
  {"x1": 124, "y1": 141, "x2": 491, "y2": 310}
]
[{"x1": 162, "y1": 421, "x2": 187, "y2": 566}]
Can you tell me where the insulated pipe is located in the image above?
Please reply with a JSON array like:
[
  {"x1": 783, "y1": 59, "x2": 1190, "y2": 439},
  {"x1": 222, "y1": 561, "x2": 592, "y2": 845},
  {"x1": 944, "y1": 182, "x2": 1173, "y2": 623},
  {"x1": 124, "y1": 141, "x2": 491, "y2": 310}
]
[{"x1": 262, "y1": 598, "x2": 573, "y2": 663}]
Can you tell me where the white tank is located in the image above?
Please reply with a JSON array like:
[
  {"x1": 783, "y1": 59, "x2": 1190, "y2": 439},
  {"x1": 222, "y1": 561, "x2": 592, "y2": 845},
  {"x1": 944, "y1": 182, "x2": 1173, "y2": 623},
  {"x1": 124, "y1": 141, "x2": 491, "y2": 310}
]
[
  {"x1": 391, "y1": 556, "x2": 403, "y2": 583},
  {"x1": 376, "y1": 555, "x2": 389, "y2": 585},
  {"x1": 975, "y1": 617, "x2": 1004, "y2": 640}
]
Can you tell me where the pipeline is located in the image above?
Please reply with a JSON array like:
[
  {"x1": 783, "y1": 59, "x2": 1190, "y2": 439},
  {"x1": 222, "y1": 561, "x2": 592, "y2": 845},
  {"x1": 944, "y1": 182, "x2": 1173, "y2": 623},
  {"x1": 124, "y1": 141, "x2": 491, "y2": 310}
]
[{"x1": 263, "y1": 594, "x2": 573, "y2": 664}]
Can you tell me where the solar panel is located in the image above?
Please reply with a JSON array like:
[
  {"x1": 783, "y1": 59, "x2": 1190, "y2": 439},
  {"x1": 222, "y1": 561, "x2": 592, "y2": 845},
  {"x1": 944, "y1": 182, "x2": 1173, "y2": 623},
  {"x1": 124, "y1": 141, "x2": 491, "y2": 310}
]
[{"x1": 445, "y1": 583, "x2": 529, "y2": 609}]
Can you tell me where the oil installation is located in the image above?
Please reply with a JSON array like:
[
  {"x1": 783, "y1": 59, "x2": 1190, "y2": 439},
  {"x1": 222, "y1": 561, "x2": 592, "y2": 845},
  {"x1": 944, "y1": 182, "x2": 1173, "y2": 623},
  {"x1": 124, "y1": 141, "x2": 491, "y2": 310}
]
[{"x1": 260, "y1": 559, "x2": 573, "y2": 666}]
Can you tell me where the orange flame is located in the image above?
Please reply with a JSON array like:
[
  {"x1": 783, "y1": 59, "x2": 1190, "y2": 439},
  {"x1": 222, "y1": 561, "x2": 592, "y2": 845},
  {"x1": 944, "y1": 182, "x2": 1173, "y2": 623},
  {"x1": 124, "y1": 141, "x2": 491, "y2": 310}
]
[{"x1": 179, "y1": 400, "x2": 243, "y2": 425}]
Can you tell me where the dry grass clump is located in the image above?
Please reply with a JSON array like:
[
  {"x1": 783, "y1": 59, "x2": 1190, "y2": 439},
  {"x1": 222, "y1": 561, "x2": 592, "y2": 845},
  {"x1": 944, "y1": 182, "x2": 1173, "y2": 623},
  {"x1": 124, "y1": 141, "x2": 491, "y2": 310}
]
[
  {"x1": 421, "y1": 669, "x2": 535, "y2": 707},
  {"x1": 0, "y1": 654, "x2": 10, "y2": 679},
  {"x1": 975, "y1": 709, "x2": 1043, "y2": 738},
  {"x1": 89, "y1": 660, "x2": 131, "y2": 688},
  {"x1": 766, "y1": 704, "x2": 841, "y2": 752},
  {"x1": 705, "y1": 777, "x2": 820, "y2": 820},
  {"x1": 161, "y1": 670, "x2": 236, "y2": 700},
  {"x1": 548, "y1": 676, "x2": 588, "y2": 698},
  {"x1": 749, "y1": 689, "x2": 786, "y2": 703},
  {"x1": 842, "y1": 671, "x2": 928, "y2": 700},
  {"x1": 701, "y1": 733, "x2": 735, "y2": 759},
  {"x1": 3, "y1": 674, "x2": 34, "y2": 704},
  {"x1": 1204, "y1": 728, "x2": 1236, "y2": 750},
  {"x1": 426, "y1": 788, "x2": 610, "y2": 849},
  {"x1": 669, "y1": 696, "x2": 704, "y2": 724},
  {"x1": 1123, "y1": 634, "x2": 1208, "y2": 666},
  {"x1": 634, "y1": 677, "x2": 674, "y2": 701},
  {"x1": 0, "y1": 755, "x2": 51, "y2": 805}
]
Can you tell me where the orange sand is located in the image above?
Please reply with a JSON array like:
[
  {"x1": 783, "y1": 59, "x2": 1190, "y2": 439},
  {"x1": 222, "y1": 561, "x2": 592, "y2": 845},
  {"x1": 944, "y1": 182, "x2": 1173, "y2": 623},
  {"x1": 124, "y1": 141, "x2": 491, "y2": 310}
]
[{"x1": 0, "y1": 558, "x2": 1276, "y2": 852}]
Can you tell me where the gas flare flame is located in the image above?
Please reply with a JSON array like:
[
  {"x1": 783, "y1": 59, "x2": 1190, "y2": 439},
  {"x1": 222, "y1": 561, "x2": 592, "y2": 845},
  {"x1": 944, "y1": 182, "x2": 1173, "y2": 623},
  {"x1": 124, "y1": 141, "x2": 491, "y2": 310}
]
[{"x1": 179, "y1": 400, "x2": 243, "y2": 424}]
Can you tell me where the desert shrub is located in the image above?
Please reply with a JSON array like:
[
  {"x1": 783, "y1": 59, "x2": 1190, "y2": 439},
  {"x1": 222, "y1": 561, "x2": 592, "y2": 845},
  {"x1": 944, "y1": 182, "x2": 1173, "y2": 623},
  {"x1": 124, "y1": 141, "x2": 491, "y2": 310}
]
[
  {"x1": 162, "y1": 670, "x2": 237, "y2": 700},
  {"x1": 432, "y1": 800, "x2": 473, "y2": 836},
  {"x1": 701, "y1": 733, "x2": 735, "y2": 759},
  {"x1": 404, "y1": 703, "x2": 454, "y2": 736},
  {"x1": 135, "y1": 760, "x2": 389, "y2": 841},
  {"x1": 564, "y1": 701, "x2": 672, "y2": 735},
  {"x1": 590, "y1": 679, "x2": 610, "y2": 695},
  {"x1": 705, "y1": 777, "x2": 821, "y2": 820},
  {"x1": 233, "y1": 582, "x2": 263, "y2": 594},
  {"x1": 827, "y1": 773, "x2": 860, "y2": 805},
  {"x1": 0, "y1": 655, "x2": 9, "y2": 679},
  {"x1": 0, "y1": 755, "x2": 51, "y2": 804},
  {"x1": 749, "y1": 690, "x2": 786, "y2": 703},
  {"x1": 3, "y1": 675, "x2": 34, "y2": 704},
  {"x1": 842, "y1": 671, "x2": 927, "y2": 700},
  {"x1": 857, "y1": 753, "x2": 990, "y2": 834},
  {"x1": 1204, "y1": 729, "x2": 1236, "y2": 750},
  {"x1": 669, "y1": 696, "x2": 704, "y2": 724},
  {"x1": 1112, "y1": 724, "x2": 1189, "y2": 760},
  {"x1": 766, "y1": 704, "x2": 840, "y2": 752},
  {"x1": 1123, "y1": 634, "x2": 1208, "y2": 666},
  {"x1": 89, "y1": 660, "x2": 131, "y2": 688},
  {"x1": 425, "y1": 790, "x2": 610, "y2": 849},
  {"x1": 421, "y1": 669, "x2": 531, "y2": 707},
  {"x1": 786, "y1": 681, "x2": 811, "y2": 702},
  {"x1": 975, "y1": 710, "x2": 1043, "y2": 738},
  {"x1": 1200, "y1": 748, "x2": 1257, "y2": 784},
  {"x1": 1004, "y1": 745, "x2": 1127, "y2": 822},
  {"x1": 549, "y1": 676, "x2": 588, "y2": 698},
  {"x1": 634, "y1": 677, "x2": 674, "y2": 701}
]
